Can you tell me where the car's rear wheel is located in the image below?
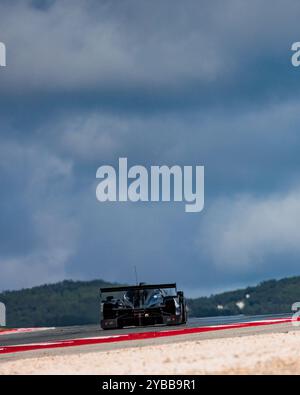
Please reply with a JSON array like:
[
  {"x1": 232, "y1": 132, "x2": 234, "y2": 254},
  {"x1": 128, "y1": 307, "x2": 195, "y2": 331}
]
[{"x1": 181, "y1": 302, "x2": 187, "y2": 324}]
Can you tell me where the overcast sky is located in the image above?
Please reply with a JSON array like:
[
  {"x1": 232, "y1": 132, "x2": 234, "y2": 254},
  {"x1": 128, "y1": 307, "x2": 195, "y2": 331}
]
[{"x1": 1, "y1": 0, "x2": 300, "y2": 296}]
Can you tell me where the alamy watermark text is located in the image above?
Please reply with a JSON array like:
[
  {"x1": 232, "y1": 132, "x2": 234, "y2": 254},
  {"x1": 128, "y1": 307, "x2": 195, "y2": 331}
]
[
  {"x1": 0, "y1": 42, "x2": 6, "y2": 67},
  {"x1": 291, "y1": 42, "x2": 300, "y2": 67},
  {"x1": 0, "y1": 302, "x2": 6, "y2": 326},
  {"x1": 96, "y1": 158, "x2": 204, "y2": 213}
]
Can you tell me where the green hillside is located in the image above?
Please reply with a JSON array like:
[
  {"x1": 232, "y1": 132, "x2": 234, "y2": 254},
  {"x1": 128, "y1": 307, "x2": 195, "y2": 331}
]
[
  {"x1": 188, "y1": 276, "x2": 300, "y2": 317},
  {"x1": 0, "y1": 276, "x2": 300, "y2": 327},
  {"x1": 0, "y1": 279, "x2": 118, "y2": 327}
]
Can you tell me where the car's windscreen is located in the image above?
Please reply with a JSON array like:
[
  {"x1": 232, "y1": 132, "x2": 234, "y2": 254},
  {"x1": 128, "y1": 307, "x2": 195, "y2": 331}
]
[{"x1": 101, "y1": 287, "x2": 177, "y2": 309}]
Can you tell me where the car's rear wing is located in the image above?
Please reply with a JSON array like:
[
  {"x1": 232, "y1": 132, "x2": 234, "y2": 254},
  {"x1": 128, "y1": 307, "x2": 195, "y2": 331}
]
[{"x1": 100, "y1": 283, "x2": 177, "y2": 294}]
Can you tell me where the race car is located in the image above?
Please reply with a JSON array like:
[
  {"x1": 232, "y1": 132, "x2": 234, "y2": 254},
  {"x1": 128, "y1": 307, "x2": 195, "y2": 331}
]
[{"x1": 100, "y1": 283, "x2": 187, "y2": 329}]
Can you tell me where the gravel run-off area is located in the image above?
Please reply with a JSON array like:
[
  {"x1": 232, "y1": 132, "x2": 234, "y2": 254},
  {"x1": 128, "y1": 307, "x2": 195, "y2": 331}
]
[{"x1": 1, "y1": 331, "x2": 300, "y2": 374}]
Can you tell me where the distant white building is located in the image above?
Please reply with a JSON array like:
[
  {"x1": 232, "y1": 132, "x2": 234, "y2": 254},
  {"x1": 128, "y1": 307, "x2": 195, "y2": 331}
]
[{"x1": 236, "y1": 301, "x2": 245, "y2": 310}]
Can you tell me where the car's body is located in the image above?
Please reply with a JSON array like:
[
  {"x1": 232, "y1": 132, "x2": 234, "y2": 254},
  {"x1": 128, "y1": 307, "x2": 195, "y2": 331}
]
[{"x1": 100, "y1": 283, "x2": 187, "y2": 329}]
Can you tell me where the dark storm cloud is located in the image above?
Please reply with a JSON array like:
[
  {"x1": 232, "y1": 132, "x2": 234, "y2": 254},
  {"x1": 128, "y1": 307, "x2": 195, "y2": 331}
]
[
  {"x1": 1, "y1": 0, "x2": 300, "y2": 293},
  {"x1": 0, "y1": 0, "x2": 300, "y2": 103}
]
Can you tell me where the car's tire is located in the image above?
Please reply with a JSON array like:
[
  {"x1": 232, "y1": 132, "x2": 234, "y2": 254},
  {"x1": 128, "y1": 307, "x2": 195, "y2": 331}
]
[{"x1": 181, "y1": 302, "x2": 187, "y2": 324}]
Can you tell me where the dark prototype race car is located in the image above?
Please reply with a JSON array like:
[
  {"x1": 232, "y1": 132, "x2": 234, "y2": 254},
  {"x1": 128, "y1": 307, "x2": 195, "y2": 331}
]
[{"x1": 100, "y1": 283, "x2": 187, "y2": 329}]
